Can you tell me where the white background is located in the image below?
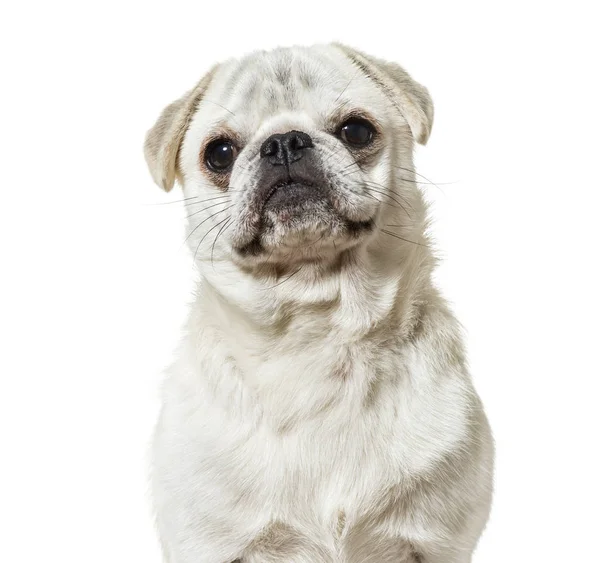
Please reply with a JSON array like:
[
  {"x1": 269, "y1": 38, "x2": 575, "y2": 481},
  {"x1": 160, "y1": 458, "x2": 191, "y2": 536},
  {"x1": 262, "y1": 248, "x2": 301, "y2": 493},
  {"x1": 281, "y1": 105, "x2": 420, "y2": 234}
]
[{"x1": 1, "y1": 1, "x2": 599, "y2": 561}]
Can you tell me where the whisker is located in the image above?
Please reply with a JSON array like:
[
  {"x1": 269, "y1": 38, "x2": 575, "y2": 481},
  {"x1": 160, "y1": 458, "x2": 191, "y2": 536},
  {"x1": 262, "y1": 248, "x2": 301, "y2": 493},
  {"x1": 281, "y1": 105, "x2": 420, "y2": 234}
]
[
  {"x1": 319, "y1": 145, "x2": 347, "y2": 170},
  {"x1": 362, "y1": 191, "x2": 405, "y2": 211},
  {"x1": 363, "y1": 186, "x2": 412, "y2": 217},
  {"x1": 392, "y1": 165, "x2": 454, "y2": 191},
  {"x1": 380, "y1": 228, "x2": 428, "y2": 247},
  {"x1": 211, "y1": 218, "x2": 233, "y2": 269},
  {"x1": 365, "y1": 187, "x2": 414, "y2": 214},
  {"x1": 334, "y1": 72, "x2": 359, "y2": 104},
  {"x1": 202, "y1": 99, "x2": 243, "y2": 128},
  {"x1": 184, "y1": 194, "x2": 231, "y2": 207},
  {"x1": 261, "y1": 266, "x2": 303, "y2": 291},
  {"x1": 182, "y1": 206, "x2": 234, "y2": 247},
  {"x1": 185, "y1": 199, "x2": 231, "y2": 219},
  {"x1": 341, "y1": 170, "x2": 441, "y2": 187},
  {"x1": 306, "y1": 231, "x2": 328, "y2": 247},
  {"x1": 181, "y1": 186, "x2": 242, "y2": 205},
  {"x1": 264, "y1": 244, "x2": 276, "y2": 264},
  {"x1": 339, "y1": 156, "x2": 370, "y2": 173},
  {"x1": 144, "y1": 196, "x2": 199, "y2": 206},
  {"x1": 337, "y1": 161, "x2": 452, "y2": 191},
  {"x1": 357, "y1": 177, "x2": 415, "y2": 208},
  {"x1": 194, "y1": 215, "x2": 232, "y2": 260}
]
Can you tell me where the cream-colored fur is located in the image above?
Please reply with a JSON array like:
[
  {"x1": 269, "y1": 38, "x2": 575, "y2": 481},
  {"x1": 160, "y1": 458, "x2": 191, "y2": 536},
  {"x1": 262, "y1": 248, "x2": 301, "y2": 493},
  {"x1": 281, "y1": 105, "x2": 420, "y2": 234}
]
[{"x1": 145, "y1": 44, "x2": 493, "y2": 563}]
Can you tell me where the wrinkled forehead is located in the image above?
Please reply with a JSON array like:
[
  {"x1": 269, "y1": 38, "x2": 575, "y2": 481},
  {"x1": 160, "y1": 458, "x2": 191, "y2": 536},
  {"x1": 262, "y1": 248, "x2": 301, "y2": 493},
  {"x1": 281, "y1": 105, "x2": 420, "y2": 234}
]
[{"x1": 193, "y1": 46, "x2": 389, "y2": 139}]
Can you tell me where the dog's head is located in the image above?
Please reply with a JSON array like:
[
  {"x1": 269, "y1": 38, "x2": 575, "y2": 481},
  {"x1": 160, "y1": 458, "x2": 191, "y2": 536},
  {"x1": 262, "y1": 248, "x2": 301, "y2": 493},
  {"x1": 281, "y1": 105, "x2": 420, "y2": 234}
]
[{"x1": 145, "y1": 44, "x2": 433, "y2": 272}]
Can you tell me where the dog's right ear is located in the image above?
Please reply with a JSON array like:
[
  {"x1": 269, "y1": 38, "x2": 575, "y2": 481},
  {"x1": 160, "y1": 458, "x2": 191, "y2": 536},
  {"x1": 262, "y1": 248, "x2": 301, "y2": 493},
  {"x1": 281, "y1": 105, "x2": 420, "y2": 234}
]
[
  {"x1": 334, "y1": 44, "x2": 434, "y2": 145},
  {"x1": 144, "y1": 66, "x2": 219, "y2": 192}
]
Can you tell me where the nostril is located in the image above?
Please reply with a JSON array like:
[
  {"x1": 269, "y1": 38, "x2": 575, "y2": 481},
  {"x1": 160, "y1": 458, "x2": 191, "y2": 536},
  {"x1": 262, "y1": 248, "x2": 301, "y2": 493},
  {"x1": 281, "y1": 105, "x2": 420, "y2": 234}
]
[
  {"x1": 261, "y1": 138, "x2": 279, "y2": 158},
  {"x1": 289, "y1": 131, "x2": 313, "y2": 151}
]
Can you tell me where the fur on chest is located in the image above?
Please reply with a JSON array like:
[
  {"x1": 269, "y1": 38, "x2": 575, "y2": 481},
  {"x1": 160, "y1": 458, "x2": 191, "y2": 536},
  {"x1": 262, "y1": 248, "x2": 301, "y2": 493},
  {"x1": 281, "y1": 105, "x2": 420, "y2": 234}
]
[
  {"x1": 172, "y1": 309, "x2": 472, "y2": 478},
  {"x1": 155, "y1": 303, "x2": 479, "y2": 562},
  {"x1": 212, "y1": 324, "x2": 408, "y2": 429}
]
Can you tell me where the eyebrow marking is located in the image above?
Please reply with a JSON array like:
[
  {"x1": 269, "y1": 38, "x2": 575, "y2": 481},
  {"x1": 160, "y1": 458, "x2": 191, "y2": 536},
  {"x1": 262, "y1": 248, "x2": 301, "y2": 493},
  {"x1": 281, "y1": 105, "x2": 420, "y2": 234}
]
[
  {"x1": 202, "y1": 99, "x2": 243, "y2": 129},
  {"x1": 334, "y1": 69, "x2": 361, "y2": 103}
]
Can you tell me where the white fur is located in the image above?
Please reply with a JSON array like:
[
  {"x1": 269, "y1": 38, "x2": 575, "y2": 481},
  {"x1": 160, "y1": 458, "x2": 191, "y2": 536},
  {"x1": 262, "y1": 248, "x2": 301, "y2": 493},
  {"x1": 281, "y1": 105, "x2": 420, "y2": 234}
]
[{"x1": 146, "y1": 44, "x2": 493, "y2": 563}]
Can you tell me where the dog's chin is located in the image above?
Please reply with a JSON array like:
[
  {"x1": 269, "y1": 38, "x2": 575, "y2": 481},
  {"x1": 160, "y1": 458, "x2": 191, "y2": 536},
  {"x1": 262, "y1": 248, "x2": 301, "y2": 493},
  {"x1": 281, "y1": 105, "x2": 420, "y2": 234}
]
[{"x1": 233, "y1": 183, "x2": 374, "y2": 266}]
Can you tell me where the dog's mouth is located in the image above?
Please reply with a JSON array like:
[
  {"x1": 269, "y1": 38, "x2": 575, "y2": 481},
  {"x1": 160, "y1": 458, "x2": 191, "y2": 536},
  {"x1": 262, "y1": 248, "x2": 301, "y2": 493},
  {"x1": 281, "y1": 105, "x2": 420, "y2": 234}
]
[
  {"x1": 235, "y1": 182, "x2": 374, "y2": 259},
  {"x1": 261, "y1": 180, "x2": 321, "y2": 213},
  {"x1": 231, "y1": 177, "x2": 376, "y2": 262},
  {"x1": 235, "y1": 218, "x2": 374, "y2": 260}
]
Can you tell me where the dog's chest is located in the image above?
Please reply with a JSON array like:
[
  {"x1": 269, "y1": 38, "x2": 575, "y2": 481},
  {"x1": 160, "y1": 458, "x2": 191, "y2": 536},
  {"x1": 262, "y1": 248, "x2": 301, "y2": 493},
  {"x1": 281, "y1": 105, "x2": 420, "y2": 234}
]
[
  {"x1": 242, "y1": 334, "x2": 405, "y2": 430},
  {"x1": 166, "y1": 324, "x2": 469, "y2": 559},
  {"x1": 237, "y1": 347, "x2": 407, "y2": 525},
  {"x1": 238, "y1": 407, "x2": 400, "y2": 561}
]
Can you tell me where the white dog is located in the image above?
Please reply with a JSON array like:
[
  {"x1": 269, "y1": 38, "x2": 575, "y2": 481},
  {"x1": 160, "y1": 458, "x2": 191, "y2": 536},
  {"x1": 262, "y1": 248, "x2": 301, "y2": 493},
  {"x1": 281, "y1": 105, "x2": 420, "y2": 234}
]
[{"x1": 145, "y1": 43, "x2": 493, "y2": 563}]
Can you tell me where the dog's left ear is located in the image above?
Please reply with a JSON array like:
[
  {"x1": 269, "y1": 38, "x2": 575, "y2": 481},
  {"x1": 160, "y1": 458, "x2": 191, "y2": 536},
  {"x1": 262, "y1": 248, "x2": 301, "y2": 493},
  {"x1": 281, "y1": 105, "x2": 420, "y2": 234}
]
[
  {"x1": 334, "y1": 44, "x2": 434, "y2": 145},
  {"x1": 144, "y1": 65, "x2": 219, "y2": 191}
]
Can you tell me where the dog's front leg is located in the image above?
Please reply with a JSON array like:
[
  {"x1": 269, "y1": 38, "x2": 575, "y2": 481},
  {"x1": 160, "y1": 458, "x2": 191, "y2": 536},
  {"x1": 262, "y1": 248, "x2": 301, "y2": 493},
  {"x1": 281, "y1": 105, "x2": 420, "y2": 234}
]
[
  {"x1": 152, "y1": 484, "x2": 254, "y2": 563},
  {"x1": 151, "y1": 408, "x2": 267, "y2": 563}
]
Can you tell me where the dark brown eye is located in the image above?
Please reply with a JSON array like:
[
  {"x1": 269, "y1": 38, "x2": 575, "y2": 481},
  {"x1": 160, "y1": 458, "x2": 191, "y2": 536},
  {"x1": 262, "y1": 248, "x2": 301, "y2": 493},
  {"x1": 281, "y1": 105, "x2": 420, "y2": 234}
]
[
  {"x1": 339, "y1": 119, "x2": 375, "y2": 147},
  {"x1": 205, "y1": 139, "x2": 237, "y2": 172}
]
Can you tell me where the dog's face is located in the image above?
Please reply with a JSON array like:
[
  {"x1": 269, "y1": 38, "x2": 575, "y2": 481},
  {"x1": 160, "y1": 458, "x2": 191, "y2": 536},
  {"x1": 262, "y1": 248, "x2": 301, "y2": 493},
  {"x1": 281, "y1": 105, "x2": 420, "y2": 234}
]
[{"x1": 145, "y1": 44, "x2": 433, "y2": 272}]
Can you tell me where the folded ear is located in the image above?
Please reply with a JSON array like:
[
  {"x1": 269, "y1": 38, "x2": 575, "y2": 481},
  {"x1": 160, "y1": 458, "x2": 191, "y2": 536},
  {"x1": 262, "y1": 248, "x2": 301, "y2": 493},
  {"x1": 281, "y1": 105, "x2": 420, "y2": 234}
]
[
  {"x1": 334, "y1": 44, "x2": 434, "y2": 145},
  {"x1": 144, "y1": 66, "x2": 219, "y2": 191}
]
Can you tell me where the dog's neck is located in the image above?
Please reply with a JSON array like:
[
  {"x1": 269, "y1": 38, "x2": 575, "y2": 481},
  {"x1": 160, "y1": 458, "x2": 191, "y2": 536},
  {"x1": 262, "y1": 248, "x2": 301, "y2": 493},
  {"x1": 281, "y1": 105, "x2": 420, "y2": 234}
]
[
  {"x1": 189, "y1": 239, "x2": 436, "y2": 427},
  {"x1": 198, "y1": 237, "x2": 434, "y2": 345}
]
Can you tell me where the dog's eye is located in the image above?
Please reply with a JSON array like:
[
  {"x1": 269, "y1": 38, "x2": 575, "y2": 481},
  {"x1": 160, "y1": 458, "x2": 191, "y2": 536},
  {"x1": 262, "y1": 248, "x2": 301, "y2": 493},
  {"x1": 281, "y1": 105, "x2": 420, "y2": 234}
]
[
  {"x1": 205, "y1": 140, "x2": 238, "y2": 172},
  {"x1": 339, "y1": 119, "x2": 375, "y2": 147}
]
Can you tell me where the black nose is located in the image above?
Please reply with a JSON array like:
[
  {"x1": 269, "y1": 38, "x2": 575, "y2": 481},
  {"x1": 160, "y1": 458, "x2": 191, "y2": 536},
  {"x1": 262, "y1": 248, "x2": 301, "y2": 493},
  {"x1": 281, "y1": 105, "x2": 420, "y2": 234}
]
[{"x1": 260, "y1": 130, "x2": 313, "y2": 166}]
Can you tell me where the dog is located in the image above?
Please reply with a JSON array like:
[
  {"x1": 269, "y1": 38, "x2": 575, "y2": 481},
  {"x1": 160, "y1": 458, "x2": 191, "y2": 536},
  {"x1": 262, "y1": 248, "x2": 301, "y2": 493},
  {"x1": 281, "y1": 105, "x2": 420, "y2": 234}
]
[{"x1": 145, "y1": 43, "x2": 493, "y2": 563}]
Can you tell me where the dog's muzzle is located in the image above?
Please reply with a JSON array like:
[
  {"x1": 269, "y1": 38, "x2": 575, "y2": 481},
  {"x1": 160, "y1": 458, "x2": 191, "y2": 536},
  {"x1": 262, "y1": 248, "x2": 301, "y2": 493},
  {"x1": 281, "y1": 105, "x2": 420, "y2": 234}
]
[{"x1": 256, "y1": 130, "x2": 328, "y2": 214}]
